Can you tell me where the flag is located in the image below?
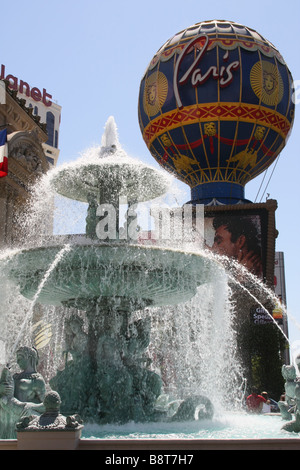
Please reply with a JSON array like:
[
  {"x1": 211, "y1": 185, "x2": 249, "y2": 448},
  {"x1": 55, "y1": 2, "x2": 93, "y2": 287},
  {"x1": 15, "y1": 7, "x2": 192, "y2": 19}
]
[{"x1": 0, "y1": 128, "x2": 8, "y2": 177}]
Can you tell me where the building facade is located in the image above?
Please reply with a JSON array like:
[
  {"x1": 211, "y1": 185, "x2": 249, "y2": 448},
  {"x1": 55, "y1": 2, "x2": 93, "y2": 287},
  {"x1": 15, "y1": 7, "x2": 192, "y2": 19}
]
[
  {"x1": 0, "y1": 80, "x2": 51, "y2": 247},
  {"x1": 0, "y1": 64, "x2": 61, "y2": 167}
]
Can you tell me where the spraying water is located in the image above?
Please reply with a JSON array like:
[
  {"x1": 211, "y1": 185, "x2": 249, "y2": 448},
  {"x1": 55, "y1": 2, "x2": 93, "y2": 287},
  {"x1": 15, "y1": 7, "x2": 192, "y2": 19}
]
[
  {"x1": 7, "y1": 243, "x2": 72, "y2": 363},
  {"x1": 213, "y1": 252, "x2": 290, "y2": 344}
]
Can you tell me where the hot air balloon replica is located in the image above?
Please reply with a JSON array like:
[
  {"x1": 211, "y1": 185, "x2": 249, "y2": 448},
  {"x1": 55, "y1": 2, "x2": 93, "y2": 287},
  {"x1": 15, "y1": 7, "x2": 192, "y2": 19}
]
[{"x1": 138, "y1": 20, "x2": 295, "y2": 204}]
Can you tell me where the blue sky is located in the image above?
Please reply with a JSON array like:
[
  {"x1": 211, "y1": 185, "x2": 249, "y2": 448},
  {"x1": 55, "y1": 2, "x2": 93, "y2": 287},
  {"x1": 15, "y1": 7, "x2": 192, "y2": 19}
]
[{"x1": 2, "y1": 0, "x2": 300, "y2": 347}]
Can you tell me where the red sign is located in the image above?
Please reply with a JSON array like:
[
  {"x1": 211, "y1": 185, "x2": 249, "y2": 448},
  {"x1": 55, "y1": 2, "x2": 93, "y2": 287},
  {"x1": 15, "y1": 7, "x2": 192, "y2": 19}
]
[{"x1": 0, "y1": 64, "x2": 52, "y2": 107}]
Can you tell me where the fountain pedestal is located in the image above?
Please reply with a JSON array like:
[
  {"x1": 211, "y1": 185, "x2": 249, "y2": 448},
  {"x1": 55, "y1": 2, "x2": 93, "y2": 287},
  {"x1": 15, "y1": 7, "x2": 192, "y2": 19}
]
[
  {"x1": 50, "y1": 297, "x2": 163, "y2": 423},
  {"x1": 16, "y1": 390, "x2": 83, "y2": 449},
  {"x1": 17, "y1": 429, "x2": 82, "y2": 450}
]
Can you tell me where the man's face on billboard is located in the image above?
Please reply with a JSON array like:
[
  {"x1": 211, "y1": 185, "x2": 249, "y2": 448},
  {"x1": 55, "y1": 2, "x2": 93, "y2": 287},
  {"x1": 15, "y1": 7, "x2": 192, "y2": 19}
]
[{"x1": 212, "y1": 224, "x2": 241, "y2": 258}]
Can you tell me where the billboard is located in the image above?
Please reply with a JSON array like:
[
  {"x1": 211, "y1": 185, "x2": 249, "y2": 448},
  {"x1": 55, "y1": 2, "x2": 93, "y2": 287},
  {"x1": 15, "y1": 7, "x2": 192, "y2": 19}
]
[
  {"x1": 202, "y1": 199, "x2": 277, "y2": 285},
  {"x1": 137, "y1": 199, "x2": 277, "y2": 287},
  {"x1": 250, "y1": 306, "x2": 274, "y2": 325},
  {"x1": 204, "y1": 211, "x2": 264, "y2": 279}
]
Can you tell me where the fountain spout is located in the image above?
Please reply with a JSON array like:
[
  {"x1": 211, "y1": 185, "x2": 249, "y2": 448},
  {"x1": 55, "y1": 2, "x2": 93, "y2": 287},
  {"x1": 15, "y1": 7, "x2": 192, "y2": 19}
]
[{"x1": 99, "y1": 116, "x2": 120, "y2": 157}]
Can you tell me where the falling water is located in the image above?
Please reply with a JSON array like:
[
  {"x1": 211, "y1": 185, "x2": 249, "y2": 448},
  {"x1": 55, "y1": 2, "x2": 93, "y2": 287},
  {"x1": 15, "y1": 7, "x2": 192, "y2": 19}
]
[
  {"x1": 145, "y1": 254, "x2": 244, "y2": 415},
  {"x1": 214, "y1": 252, "x2": 290, "y2": 344},
  {"x1": 1, "y1": 244, "x2": 71, "y2": 365}
]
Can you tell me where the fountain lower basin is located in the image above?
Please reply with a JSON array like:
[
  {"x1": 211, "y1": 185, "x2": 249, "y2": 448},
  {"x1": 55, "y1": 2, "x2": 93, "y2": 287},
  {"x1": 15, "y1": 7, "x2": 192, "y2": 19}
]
[
  {"x1": 81, "y1": 412, "x2": 294, "y2": 440},
  {"x1": 1, "y1": 413, "x2": 299, "y2": 450}
]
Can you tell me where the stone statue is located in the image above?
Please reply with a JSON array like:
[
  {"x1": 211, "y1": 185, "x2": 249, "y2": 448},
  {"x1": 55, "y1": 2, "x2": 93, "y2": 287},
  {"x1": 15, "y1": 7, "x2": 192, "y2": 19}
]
[
  {"x1": 279, "y1": 357, "x2": 300, "y2": 433},
  {"x1": 63, "y1": 314, "x2": 88, "y2": 361},
  {"x1": 94, "y1": 315, "x2": 162, "y2": 424},
  {"x1": 49, "y1": 315, "x2": 94, "y2": 419},
  {"x1": 13, "y1": 346, "x2": 46, "y2": 405},
  {"x1": 171, "y1": 395, "x2": 214, "y2": 421},
  {"x1": 278, "y1": 364, "x2": 299, "y2": 421},
  {"x1": 124, "y1": 317, "x2": 152, "y2": 362},
  {"x1": 282, "y1": 383, "x2": 300, "y2": 433},
  {"x1": 16, "y1": 391, "x2": 83, "y2": 432},
  {"x1": 0, "y1": 346, "x2": 46, "y2": 438},
  {"x1": 85, "y1": 193, "x2": 99, "y2": 239}
]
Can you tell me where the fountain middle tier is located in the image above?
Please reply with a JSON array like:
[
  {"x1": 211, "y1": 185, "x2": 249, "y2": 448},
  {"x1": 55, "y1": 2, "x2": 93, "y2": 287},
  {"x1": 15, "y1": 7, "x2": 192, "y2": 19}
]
[{"x1": 5, "y1": 239, "x2": 217, "y2": 308}]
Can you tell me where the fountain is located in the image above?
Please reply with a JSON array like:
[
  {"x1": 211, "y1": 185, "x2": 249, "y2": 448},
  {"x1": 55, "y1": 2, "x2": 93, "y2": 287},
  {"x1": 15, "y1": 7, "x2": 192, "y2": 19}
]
[{"x1": 0, "y1": 116, "x2": 222, "y2": 436}]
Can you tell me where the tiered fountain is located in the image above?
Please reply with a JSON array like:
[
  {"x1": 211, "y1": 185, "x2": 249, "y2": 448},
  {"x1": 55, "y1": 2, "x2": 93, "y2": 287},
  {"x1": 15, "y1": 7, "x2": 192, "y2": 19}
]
[
  {"x1": 0, "y1": 19, "x2": 299, "y2": 449},
  {"x1": 1, "y1": 117, "x2": 219, "y2": 430}
]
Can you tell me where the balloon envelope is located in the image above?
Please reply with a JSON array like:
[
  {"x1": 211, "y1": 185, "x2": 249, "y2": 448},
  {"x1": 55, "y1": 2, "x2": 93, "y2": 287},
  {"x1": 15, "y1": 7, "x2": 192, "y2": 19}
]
[{"x1": 138, "y1": 20, "x2": 295, "y2": 204}]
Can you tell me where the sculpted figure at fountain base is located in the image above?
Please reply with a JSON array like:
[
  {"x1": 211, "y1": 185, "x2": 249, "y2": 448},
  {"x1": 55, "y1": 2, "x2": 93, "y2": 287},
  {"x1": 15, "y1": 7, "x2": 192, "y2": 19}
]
[{"x1": 0, "y1": 346, "x2": 46, "y2": 438}]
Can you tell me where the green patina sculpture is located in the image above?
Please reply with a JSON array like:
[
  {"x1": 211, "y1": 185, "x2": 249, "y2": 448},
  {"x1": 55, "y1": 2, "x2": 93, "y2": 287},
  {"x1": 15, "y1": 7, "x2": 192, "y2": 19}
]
[
  {"x1": 16, "y1": 390, "x2": 83, "y2": 432},
  {"x1": 282, "y1": 384, "x2": 300, "y2": 433},
  {"x1": 0, "y1": 346, "x2": 46, "y2": 438},
  {"x1": 170, "y1": 395, "x2": 214, "y2": 421},
  {"x1": 48, "y1": 310, "x2": 214, "y2": 424},
  {"x1": 278, "y1": 364, "x2": 297, "y2": 421},
  {"x1": 280, "y1": 356, "x2": 300, "y2": 433},
  {"x1": 50, "y1": 310, "x2": 163, "y2": 424},
  {"x1": 85, "y1": 193, "x2": 99, "y2": 239}
]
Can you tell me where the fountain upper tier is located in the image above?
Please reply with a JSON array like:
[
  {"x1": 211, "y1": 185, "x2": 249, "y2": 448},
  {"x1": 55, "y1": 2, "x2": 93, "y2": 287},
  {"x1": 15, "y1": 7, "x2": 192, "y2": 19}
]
[
  {"x1": 0, "y1": 117, "x2": 227, "y2": 428},
  {"x1": 51, "y1": 116, "x2": 171, "y2": 204},
  {"x1": 2, "y1": 117, "x2": 221, "y2": 311}
]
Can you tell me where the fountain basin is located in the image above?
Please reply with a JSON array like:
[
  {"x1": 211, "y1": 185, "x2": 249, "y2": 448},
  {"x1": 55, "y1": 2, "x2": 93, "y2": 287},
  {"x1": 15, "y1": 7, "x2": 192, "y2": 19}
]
[
  {"x1": 81, "y1": 413, "x2": 295, "y2": 440},
  {"x1": 51, "y1": 161, "x2": 171, "y2": 204},
  {"x1": 49, "y1": 116, "x2": 171, "y2": 205},
  {"x1": 4, "y1": 242, "x2": 216, "y2": 308}
]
